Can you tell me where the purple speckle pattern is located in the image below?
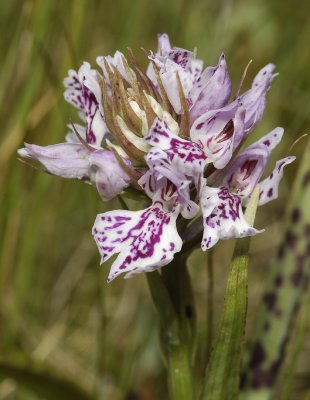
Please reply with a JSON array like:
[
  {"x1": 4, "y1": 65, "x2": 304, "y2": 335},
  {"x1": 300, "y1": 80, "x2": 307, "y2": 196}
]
[
  {"x1": 168, "y1": 48, "x2": 192, "y2": 70},
  {"x1": 200, "y1": 184, "x2": 259, "y2": 250},
  {"x1": 258, "y1": 156, "x2": 295, "y2": 206},
  {"x1": 145, "y1": 119, "x2": 207, "y2": 177},
  {"x1": 92, "y1": 201, "x2": 182, "y2": 282},
  {"x1": 64, "y1": 63, "x2": 104, "y2": 145}
]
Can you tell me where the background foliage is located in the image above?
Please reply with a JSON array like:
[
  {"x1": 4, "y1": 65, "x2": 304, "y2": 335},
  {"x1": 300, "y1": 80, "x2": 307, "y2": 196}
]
[{"x1": 0, "y1": 0, "x2": 309, "y2": 399}]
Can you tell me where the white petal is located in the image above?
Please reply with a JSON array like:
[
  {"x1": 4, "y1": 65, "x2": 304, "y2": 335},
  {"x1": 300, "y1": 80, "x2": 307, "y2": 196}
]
[
  {"x1": 116, "y1": 116, "x2": 150, "y2": 152},
  {"x1": 200, "y1": 182, "x2": 261, "y2": 250},
  {"x1": 92, "y1": 201, "x2": 182, "y2": 281},
  {"x1": 144, "y1": 94, "x2": 179, "y2": 135},
  {"x1": 258, "y1": 156, "x2": 295, "y2": 206}
]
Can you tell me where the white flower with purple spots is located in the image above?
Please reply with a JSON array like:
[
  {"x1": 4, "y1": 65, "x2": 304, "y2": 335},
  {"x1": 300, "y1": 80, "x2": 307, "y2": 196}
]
[
  {"x1": 64, "y1": 62, "x2": 107, "y2": 146},
  {"x1": 93, "y1": 199, "x2": 182, "y2": 281},
  {"x1": 18, "y1": 33, "x2": 295, "y2": 281}
]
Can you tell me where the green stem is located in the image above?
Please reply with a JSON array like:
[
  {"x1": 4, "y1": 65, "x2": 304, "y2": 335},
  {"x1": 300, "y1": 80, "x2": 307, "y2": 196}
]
[
  {"x1": 166, "y1": 342, "x2": 195, "y2": 400},
  {"x1": 147, "y1": 265, "x2": 195, "y2": 400},
  {"x1": 206, "y1": 249, "x2": 214, "y2": 361}
]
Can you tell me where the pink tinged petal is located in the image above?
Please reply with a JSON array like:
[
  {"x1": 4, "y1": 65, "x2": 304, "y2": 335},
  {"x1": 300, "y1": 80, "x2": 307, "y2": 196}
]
[
  {"x1": 157, "y1": 33, "x2": 172, "y2": 55},
  {"x1": 258, "y1": 156, "x2": 296, "y2": 206},
  {"x1": 189, "y1": 53, "x2": 232, "y2": 121},
  {"x1": 18, "y1": 143, "x2": 90, "y2": 179},
  {"x1": 227, "y1": 127, "x2": 284, "y2": 195},
  {"x1": 231, "y1": 107, "x2": 246, "y2": 151},
  {"x1": 190, "y1": 102, "x2": 243, "y2": 168},
  {"x1": 200, "y1": 183, "x2": 261, "y2": 250},
  {"x1": 145, "y1": 118, "x2": 207, "y2": 177},
  {"x1": 92, "y1": 201, "x2": 183, "y2": 282},
  {"x1": 88, "y1": 150, "x2": 131, "y2": 201},
  {"x1": 247, "y1": 127, "x2": 284, "y2": 152},
  {"x1": 222, "y1": 146, "x2": 270, "y2": 198},
  {"x1": 240, "y1": 63, "x2": 276, "y2": 133}
]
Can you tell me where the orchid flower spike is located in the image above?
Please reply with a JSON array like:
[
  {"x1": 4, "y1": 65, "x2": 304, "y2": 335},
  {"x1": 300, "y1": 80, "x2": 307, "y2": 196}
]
[{"x1": 18, "y1": 33, "x2": 295, "y2": 281}]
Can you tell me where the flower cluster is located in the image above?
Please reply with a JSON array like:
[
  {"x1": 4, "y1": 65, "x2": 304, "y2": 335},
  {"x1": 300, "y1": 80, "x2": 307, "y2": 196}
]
[{"x1": 18, "y1": 34, "x2": 295, "y2": 282}]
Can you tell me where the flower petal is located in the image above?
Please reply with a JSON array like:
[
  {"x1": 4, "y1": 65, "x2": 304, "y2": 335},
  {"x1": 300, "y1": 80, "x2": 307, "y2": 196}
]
[
  {"x1": 18, "y1": 143, "x2": 90, "y2": 179},
  {"x1": 64, "y1": 62, "x2": 107, "y2": 146},
  {"x1": 258, "y1": 156, "x2": 295, "y2": 206},
  {"x1": 190, "y1": 103, "x2": 244, "y2": 168},
  {"x1": 220, "y1": 127, "x2": 284, "y2": 198},
  {"x1": 145, "y1": 118, "x2": 207, "y2": 178},
  {"x1": 157, "y1": 33, "x2": 172, "y2": 55},
  {"x1": 88, "y1": 150, "x2": 131, "y2": 201},
  {"x1": 18, "y1": 143, "x2": 131, "y2": 201},
  {"x1": 159, "y1": 60, "x2": 194, "y2": 114},
  {"x1": 189, "y1": 58, "x2": 204, "y2": 86},
  {"x1": 189, "y1": 53, "x2": 232, "y2": 121},
  {"x1": 200, "y1": 183, "x2": 261, "y2": 250},
  {"x1": 167, "y1": 47, "x2": 193, "y2": 70},
  {"x1": 65, "y1": 123, "x2": 86, "y2": 144},
  {"x1": 222, "y1": 146, "x2": 269, "y2": 198},
  {"x1": 240, "y1": 63, "x2": 276, "y2": 133},
  {"x1": 247, "y1": 127, "x2": 284, "y2": 151},
  {"x1": 138, "y1": 169, "x2": 199, "y2": 219},
  {"x1": 92, "y1": 201, "x2": 182, "y2": 281}
]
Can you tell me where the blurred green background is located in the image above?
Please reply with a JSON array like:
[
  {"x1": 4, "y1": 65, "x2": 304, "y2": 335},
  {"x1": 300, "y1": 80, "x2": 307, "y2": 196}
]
[{"x1": 0, "y1": 0, "x2": 309, "y2": 399}]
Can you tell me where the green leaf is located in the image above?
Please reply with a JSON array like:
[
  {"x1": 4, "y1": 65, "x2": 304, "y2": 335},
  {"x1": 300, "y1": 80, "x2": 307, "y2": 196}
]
[
  {"x1": 0, "y1": 359, "x2": 91, "y2": 400},
  {"x1": 200, "y1": 185, "x2": 260, "y2": 400}
]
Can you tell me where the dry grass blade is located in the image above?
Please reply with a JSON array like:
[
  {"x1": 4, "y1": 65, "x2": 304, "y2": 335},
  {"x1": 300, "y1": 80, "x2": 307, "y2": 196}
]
[
  {"x1": 127, "y1": 47, "x2": 159, "y2": 100},
  {"x1": 176, "y1": 72, "x2": 190, "y2": 138},
  {"x1": 151, "y1": 60, "x2": 173, "y2": 113}
]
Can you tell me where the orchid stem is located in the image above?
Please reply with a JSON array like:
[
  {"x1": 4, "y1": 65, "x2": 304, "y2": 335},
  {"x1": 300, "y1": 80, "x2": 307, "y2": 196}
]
[
  {"x1": 147, "y1": 261, "x2": 196, "y2": 400},
  {"x1": 206, "y1": 249, "x2": 214, "y2": 361},
  {"x1": 166, "y1": 342, "x2": 195, "y2": 400}
]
